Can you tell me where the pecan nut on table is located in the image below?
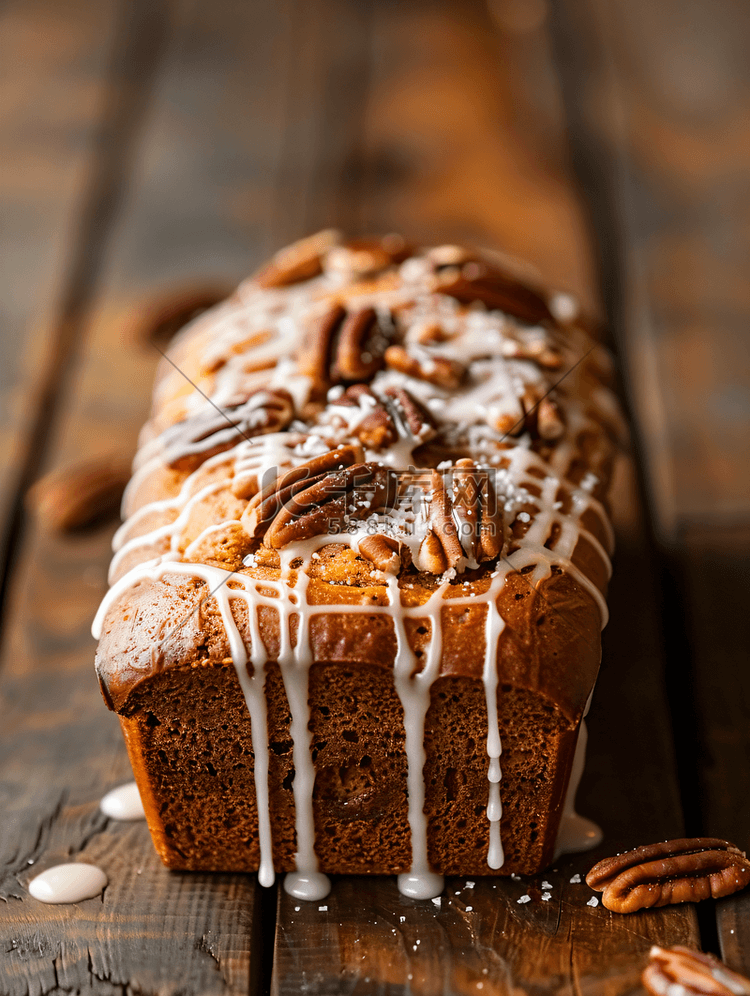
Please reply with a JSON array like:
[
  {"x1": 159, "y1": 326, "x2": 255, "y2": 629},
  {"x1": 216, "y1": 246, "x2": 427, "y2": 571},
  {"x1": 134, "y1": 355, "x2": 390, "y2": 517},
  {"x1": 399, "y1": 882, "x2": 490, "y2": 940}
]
[
  {"x1": 643, "y1": 946, "x2": 750, "y2": 996},
  {"x1": 586, "y1": 838, "x2": 750, "y2": 913}
]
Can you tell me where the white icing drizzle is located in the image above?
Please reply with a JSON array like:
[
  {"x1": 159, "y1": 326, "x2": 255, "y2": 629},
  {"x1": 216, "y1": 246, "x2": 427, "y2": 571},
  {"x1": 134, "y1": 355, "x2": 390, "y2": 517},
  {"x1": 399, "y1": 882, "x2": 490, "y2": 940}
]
[
  {"x1": 554, "y1": 694, "x2": 603, "y2": 857},
  {"x1": 95, "y1": 238, "x2": 621, "y2": 899},
  {"x1": 28, "y1": 863, "x2": 108, "y2": 904},
  {"x1": 100, "y1": 781, "x2": 146, "y2": 821}
]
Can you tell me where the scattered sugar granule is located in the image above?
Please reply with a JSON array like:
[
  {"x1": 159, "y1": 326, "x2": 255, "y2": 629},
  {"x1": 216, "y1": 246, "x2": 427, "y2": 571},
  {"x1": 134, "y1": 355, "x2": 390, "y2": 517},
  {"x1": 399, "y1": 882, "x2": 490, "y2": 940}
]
[
  {"x1": 517, "y1": 511, "x2": 531, "y2": 523},
  {"x1": 399, "y1": 916, "x2": 406, "y2": 923},
  {"x1": 587, "y1": 897, "x2": 599, "y2": 907},
  {"x1": 465, "y1": 906, "x2": 473, "y2": 912},
  {"x1": 431, "y1": 897, "x2": 441, "y2": 907},
  {"x1": 294, "y1": 906, "x2": 300, "y2": 912},
  {"x1": 465, "y1": 880, "x2": 475, "y2": 889},
  {"x1": 517, "y1": 894, "x2": 532, "y2": 905},
  {"x1": 510, "y1": 873, "x2": 521, "y2": 881},
  {"x1": 569, "y1": 874, "x2": 581, "y2": 884},
  {"x1": 541, "y1": 892, "x2": 552, "y2": 902},
  {"x1": 318, "y1": 905, "x2": 328, "y2": 912},
  {"x1": 542, "y1": 881, "x2": 552, "y2": 890}
]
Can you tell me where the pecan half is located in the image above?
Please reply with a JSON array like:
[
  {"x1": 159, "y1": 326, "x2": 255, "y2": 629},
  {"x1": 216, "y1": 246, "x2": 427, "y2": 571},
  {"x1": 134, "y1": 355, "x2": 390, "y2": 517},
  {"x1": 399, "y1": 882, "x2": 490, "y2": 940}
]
[
  {"x1": 383, "y1": 386, "x2": 437, "y2": 442},
  {"x1": 332, "y1": 385, "x2": 398, "y2": 451},
  {"x1": 263, "y1": 462, "x2": 399, "y2": 548},
  {"x1": 297, "y1": 303, "x2": 346, "y2": 399},
  {"x1": 333, "y1": 307, "x2": 391, "y2": 382},
  {"x1": 254, "y1": 229, "x2": 340, "y2": 288},
  {"x1": 27, "y1": 455, "x2": 131, "y2": 533},
  {"x1": 426, "y1": 244, "x2": 476, "y2": 269},
  {"x1": 502, "y1": 337, "x2": 563, "y2": 370},
  {"x1": 325, "y1": 235, "x2": 410, "y2": 277},
  {"x1": 358, "y1": 534, "x2": 402, "y2": 574},
  {"x1": 643, "y1": 946, "x2": 750, "y2": 996},
  {"x1": 241, "y1": 443, "x2": 364, "y2": 539},
  {"x1": 453, "y1": 459, "x2": 504, "y2": 562},
  {"x1": 162, "y1": 389, "x2": 296, "y2": 471},
  {"x1": 416, "y1": 470, "x2": 465, "y2": 572},
  {"x1": 586, "y1": 838, "x2": 750, "y2": 913},
  {"x1": 435, "y1": 261, "x2": 552, "y2": 326},
  {"x1": 384, "y1": 345, "x2": 465, "y2": 390}
]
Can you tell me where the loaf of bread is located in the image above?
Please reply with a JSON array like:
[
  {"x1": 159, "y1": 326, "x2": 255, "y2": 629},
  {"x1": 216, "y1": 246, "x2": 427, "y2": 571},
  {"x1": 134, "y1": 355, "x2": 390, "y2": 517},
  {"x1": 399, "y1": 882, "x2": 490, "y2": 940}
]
[{"x1": 93, "y1": 231, "x2": 622, "y2": 900}]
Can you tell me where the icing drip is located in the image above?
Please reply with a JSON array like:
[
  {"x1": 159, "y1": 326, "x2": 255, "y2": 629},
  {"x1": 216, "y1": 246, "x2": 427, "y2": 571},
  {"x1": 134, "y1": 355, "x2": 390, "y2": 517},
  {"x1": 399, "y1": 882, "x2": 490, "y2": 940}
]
[
  {"x1": 100, "y1": 782, "x2": 146, "y2": 820},
  {"x1": 554, "y1": 719, "x2": 602, "y2": 857},
  {"x1": 277, "y1": 550, "x2": 330, "y2": 900},
  {"x1": 29, "y1": 863, "x2": 107, "y2": 904},
  {"x1": 482, "y1": 578, "x2": 507, "y2": 869},
  {"x1": 391, "y1": 576, "x2": 446, "y2": 901}
]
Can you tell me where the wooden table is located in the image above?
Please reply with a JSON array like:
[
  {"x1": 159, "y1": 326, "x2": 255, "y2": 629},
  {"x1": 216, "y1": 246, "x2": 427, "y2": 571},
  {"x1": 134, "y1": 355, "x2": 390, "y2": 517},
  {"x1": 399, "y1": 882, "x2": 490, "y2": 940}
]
[{"x1": 1, "y1": 1, "x2": 748, "y2": 992}]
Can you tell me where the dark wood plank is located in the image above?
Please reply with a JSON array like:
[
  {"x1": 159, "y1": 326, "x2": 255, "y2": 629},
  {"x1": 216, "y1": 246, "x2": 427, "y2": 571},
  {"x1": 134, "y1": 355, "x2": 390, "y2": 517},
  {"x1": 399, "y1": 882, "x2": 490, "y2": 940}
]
[
  {"x1": 0, "y1": 0, "x2": 123, "y2": 601},
  {"x1": 360, "y1": 0, "x2": 598, "y2": 308},
  {"x1": 677, "y1": 525, "x2": 750, "y2": 975},
  {"x1": 553, "y1": 0, "x2": 750, "y2": 538}
]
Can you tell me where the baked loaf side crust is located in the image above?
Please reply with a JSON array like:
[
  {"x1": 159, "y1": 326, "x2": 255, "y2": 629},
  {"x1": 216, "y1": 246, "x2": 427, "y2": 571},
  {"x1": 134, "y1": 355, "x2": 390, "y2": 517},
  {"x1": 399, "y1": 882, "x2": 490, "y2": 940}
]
[{"x1": 94, "y1": 232, "x2": 622, "y2": 888}]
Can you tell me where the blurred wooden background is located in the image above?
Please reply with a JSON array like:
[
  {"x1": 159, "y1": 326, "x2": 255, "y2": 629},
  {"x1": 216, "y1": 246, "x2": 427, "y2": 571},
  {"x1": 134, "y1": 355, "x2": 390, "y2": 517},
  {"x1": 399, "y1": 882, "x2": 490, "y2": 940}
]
[{"x1": 0, "y1": 0, "x2": 748, "y2": 992}]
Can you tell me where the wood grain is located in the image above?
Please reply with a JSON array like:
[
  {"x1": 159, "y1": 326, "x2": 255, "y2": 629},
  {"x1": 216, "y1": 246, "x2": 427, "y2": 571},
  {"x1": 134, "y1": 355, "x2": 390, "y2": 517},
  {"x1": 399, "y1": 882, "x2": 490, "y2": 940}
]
[
  {"x1": 2, "y1": 0, "x2": 744, "y2": 991},
  {"x1": 677, "y1": 525, "x2": 750, "y2": 974},
  {"x1": 553, "y1": 0, "x2": 750, "y2": 538}
]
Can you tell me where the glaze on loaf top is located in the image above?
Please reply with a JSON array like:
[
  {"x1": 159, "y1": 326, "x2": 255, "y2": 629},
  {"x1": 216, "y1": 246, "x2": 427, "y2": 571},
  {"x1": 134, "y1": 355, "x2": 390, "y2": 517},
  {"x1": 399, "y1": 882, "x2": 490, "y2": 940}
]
[{"x1": 96, "y1": 232, "x2": 621, "y2": 709}]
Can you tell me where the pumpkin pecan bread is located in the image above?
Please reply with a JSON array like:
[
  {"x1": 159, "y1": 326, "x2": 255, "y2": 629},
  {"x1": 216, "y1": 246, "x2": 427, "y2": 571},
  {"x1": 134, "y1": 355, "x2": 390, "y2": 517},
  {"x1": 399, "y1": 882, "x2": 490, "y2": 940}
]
[{"x1": 93, "y1": 232, "x2": 623, "y2": 900}]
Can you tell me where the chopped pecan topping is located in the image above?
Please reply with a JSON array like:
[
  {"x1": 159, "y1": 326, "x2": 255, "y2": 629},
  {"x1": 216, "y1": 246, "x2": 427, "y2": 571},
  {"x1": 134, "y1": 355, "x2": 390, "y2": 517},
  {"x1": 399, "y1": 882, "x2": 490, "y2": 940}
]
[
  {"x1": 384, "y1": 345, "x2": 465, "y2": 390},
  {"x1": 163, "y1": 389, "x2": 296, "y2": 471},
  {"x1": 586, "y1": 838, "x2": 750, "y2": 913},
  {"x1": 254, "y1": 229, "x2": 340, "y2": 288},
  {"x1": 333, "y1": 307, "x2": 391, "y2": 382},
  {"x1": 331, "y1": 384, "x2": 436, "y2": 453},
  {"x1": 536, "y1": 396, "x2": 566, "y2": 440},
  {"x1": 242, "y1": 444, "x2": 363, "y2": 539},
  {"x1": 497, "y1": 386, "x2": 566, "y2": 441},
  {"x1": 643, "y1": 946, "x2": 750, "y2": 996},
  {"x1": 28, "y1": 455, "x2": 131, "y2": 533},
  {"x1": 502, "y1": 337, "x2": 563, "y2": 370},
  {"x1": 297, "y1": 303, "x2": 346, "y2": 398},
  {"x1": 262, "y1": 462, "x2": 399, "y2": 549},
  {"x1": 435, "y1": 260, "x2": 552, "y2": 326},
  {"x1": 358, "y1": 534, "x2": 402, "y2": 574},
  {"x1": 383, "y1": 386, "x2": 437, "y2": 442},
  {"x1": 413, "y1": 321, "x2": 450, "y2": 345},
  {"x1": 331, "y1": 384, "x2": 396, "y2": 451}
]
